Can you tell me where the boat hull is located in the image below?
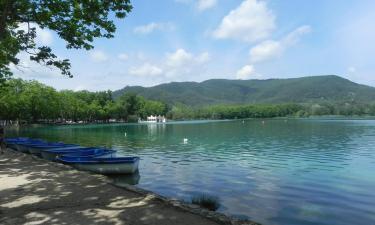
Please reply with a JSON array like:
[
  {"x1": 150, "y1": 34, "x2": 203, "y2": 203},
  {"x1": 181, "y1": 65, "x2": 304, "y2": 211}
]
[
  {"x1": 28, "y1": 145, "x2": 79, "y2": 155},
  {"x1": 17, "y1": 144, "x2": 30, "y2": 153},
  {"x1": 41, "y1": 151, "x2": 60, "y2": 161},
  {"x1": 6, "y1": 143, "x2": 18, "y2": 150},
  {"x1": 41, "y1": 148, "x2": 114, "y2": 161},
  {"x1": 28, "y1": 147, "x2": 44, "y2": 155},
  {"x1": 73, "y1": 160, "x2": 139, "y2": 174}
]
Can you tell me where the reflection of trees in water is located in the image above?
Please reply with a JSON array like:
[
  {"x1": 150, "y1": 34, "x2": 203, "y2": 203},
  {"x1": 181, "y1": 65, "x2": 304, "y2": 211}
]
[
  {"x1": 7, "y1": 120, "x2": 372, "y2": 160},
  {"x1": 7, "y1": 120, "x2": 375, "y2": 225}
]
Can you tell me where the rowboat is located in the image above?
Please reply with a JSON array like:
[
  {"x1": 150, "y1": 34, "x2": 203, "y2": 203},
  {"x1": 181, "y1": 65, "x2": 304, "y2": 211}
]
[
  {"x1": 16, "y1": 140, "x2": 46, "y2": 152},
  {"x1": 27, "y1": 143, "x2": 79, "y2": 155},
  {"x1": 4, "y1": 138, "x2": 31, "y2": 150},
  {"x1": 58, "y1": 149, "x2": 116, "y2": 160},
  {"x1": 41, "y1": 146, "x2": 115, "y2": 161},
  {"x1": 40, "y1": 147, "x2": 98, "y2": 161},
  {"x1": 57, "y1": 157, "x2": 140, "y2": 174}
]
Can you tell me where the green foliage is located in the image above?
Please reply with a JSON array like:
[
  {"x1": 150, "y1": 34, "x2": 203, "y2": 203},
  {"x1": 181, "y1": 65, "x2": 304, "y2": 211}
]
[
  {"x1": 113, "y1": 75, "x2": 375, "y2": 106},
  {"x1": 0, "y1": 79, "x2": 166, "y2": 124},
  {"x1": 168, "y1": 103, "x2": 303, "y2": 120},
  {"x1": 2, "y1": 78, "x2": 375, "y2": 124},
  {"x1": 0, "y1": 0, "x2": 132, "y2": 80}
]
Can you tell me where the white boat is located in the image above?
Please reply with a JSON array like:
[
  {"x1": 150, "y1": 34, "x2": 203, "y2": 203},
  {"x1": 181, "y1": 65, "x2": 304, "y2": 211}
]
[{"x1": 58, "y1": 157, "x2": 140, "y2": 174}]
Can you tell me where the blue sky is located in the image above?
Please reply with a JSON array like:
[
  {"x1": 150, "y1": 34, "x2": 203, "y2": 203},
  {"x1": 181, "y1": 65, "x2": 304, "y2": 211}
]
[{"x1": 12, "y1": 0, "x2": 375, "y2": 91}]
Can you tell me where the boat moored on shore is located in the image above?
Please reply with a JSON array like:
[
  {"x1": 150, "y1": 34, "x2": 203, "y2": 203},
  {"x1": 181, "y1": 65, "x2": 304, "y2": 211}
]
[
  {"x1": 41, "y1": 147, "x2": 96, "y2": 161},
  {"x1": 27, "y1": 143, "x2": 79, "y2": 155},
  {"x1": 57, "y1": 149, "x2": 116, "y2": 160},
  {"x1": 57, "y1": 157, "x2": 140, "y2": 174}
]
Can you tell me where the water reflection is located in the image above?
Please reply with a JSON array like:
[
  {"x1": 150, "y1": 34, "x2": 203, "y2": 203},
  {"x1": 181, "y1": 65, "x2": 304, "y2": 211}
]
[
  {"x1": 6, "y1": 119, "x2": 375, "y2": 225},
  {"x1": 107, "y1": 171, "x2": 141, "y2": 186}
]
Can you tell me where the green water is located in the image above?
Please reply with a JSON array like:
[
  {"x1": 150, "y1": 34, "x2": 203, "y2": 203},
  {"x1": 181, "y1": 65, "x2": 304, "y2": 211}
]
[{"x1": 7, "y1": 119, "x2": 375, "y2": 225}]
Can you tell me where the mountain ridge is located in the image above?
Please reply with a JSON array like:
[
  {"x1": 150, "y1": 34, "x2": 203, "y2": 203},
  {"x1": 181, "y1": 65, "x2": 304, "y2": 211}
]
[{"x1": 113, "y1": 75, "x2": 375, "y2": 106}]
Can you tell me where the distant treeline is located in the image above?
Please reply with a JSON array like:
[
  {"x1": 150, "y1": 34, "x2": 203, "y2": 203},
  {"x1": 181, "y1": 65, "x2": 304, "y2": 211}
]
[
  {"x1": 0, "y1": 79, "x2": 167, "y2": 124},
  {"x1": 1, "y1": 79, "x2": 375, "y2": 125},
  {"x1": 168, "y1": 102, "x2": 375, "y2": 120}
]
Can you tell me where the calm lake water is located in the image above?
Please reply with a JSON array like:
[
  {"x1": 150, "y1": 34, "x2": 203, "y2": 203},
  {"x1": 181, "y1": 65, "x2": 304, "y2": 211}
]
[{"x1": 7, "y1": 119, "x2": 375, "y2": 225}]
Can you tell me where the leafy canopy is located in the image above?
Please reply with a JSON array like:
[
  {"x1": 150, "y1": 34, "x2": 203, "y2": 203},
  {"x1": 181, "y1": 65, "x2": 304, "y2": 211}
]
[{"x1": 0, "y1": 0, "x2": 132, "y2": 81}]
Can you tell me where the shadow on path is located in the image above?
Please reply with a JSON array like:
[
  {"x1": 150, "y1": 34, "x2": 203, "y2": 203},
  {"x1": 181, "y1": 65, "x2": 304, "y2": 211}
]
[{"x1": 0, "y1": 149, "x2": 228, "y2": 225}]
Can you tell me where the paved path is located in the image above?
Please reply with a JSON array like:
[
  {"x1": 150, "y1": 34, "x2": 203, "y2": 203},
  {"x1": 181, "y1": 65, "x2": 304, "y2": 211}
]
[{"x1": 0, "y1": 149, "x2": 257, "y2": 225}]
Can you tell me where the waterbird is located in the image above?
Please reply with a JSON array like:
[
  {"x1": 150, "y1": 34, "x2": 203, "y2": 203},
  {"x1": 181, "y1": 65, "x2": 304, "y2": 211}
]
[
  {"x1": 183, "y1": 138, "x2": 188, "y2": 144},
  {"x1": 124, "y1": 132, "x2": 127, "y2": 137}
]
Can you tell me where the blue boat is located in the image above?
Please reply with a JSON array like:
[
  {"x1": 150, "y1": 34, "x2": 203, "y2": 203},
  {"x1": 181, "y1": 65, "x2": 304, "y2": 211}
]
[
  {"x1": 15, "y1": 139, "x2": 46, "y2": 152},
  {"x1": 41, "y1": 147, "x2": 110, "y2": 161},
  {"x1": 57, "y1": 157, "x2": 140, "y2": 174},
  {"x1": 4, "y1": 138, "x2": 31, "y2": 150},
  {"x1": 59, "y1": 149, "x2": 116, "y2": 160},
  {"x1": 27, "y1": 143, "x2": 79, "y2": 155}
]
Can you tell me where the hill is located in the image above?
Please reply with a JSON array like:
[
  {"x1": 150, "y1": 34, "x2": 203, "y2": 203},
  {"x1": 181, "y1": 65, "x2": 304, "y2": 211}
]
[{"x1": 113, "y1": 75, "x2": 375, "y2": 106}]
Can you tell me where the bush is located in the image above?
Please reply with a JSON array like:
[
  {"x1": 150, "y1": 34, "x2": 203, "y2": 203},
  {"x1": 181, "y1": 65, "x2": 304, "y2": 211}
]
[{"x1": 191, "y1": 194, "x2": 220, "y2": 211}]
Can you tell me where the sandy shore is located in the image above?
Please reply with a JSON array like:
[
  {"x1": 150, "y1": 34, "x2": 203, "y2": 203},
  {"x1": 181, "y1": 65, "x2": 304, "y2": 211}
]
[{"x1": 0, "y1": 149, "x2": 258, "y2": 225}]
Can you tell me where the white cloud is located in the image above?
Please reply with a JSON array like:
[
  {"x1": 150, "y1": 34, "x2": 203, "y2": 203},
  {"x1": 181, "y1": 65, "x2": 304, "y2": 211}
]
[
  {"x1": 236, "y1": 65, "x2": 255, "y2": 79},
  {"x1": 127, "y1": 49, "x2": 211, "y2": 79},
  {"x1": 196, "y1": 52, "x2": 211, "y2": 63},
  {"x1": 129, "y1": 63, "x2": 163, "y2": 77},
  {"x1": 133, "y1": 22, "x2": 174, "y2": 34},
  {"x1": 197, "y1": 0, "x2": 217, "y2": 11},
  {"x1": 38, "y1": 29, "x2": 53, "y2": 46},
  {"x1": 283, "y1": 25, "x2": 312, "y2": 46},
  {"x1": 10, "y1": 53, "x2": 61, "y2": 79},
  {"x1": 249, "y1": 25, "x2": 311, "y2": 63},
  {"x1": 118, "y1": 53, "x2": 129, "y2": 61},
  {"x1": 164, "y1": 49, "x2": 211, "y2": 78},
  {"x1": 17, "y1": 23, "x2": 53, "y2": 45},
  {"x1": 348, "y1": 66, "x2": 356, "y2": 73},
  {"x1": 166, "y1": 49, "x2": 193, "y2": 67},
  {"x1": 90, "y1": 50, "x2": 109, "y2": 62},
  {"x1": 213, "y1": 0, "x2": 275, "y2": 42},
  {"x1": 166, "y1": 49, "x2": 210, "y2": 67},
  {"x1": 249, "y1": 40, "x2": 282, "y2": 63}
]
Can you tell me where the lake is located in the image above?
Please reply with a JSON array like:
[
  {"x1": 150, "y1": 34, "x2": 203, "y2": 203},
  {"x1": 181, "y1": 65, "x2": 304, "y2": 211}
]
[{"x1": 7, "y1": 119, "x2": 375, "y2": 225}]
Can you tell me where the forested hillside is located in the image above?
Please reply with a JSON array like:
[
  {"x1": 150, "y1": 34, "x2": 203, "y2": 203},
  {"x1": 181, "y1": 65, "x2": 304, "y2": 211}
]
[{"x1": 113, "y1": 75, "x2": 375, "y2": 106}]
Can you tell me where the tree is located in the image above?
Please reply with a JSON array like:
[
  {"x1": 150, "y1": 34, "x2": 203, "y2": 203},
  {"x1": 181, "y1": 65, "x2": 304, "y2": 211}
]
[{"x1": 0, "y1": 0, "x2": 132, "y2": 81}]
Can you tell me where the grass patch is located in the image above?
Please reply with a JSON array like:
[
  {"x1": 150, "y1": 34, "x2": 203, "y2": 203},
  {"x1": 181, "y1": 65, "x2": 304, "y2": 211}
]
[{"x1": 191, "y1": 194, "x2": 220, "y2": 211}]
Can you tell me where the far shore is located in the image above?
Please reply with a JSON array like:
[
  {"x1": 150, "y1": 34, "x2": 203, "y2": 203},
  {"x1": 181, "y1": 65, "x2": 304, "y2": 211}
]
[
  {"x1": 3, "y1": 115, "x2": 375, "y2": 128},
  {"x1": 2, "y1": 115, "x2": 375, "y2": 127}
]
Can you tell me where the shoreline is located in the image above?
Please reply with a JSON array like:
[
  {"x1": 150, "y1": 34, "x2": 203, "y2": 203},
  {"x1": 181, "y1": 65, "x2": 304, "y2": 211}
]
[
  {"x1": 4, "y1": 115, "x2": 375, "y2": 128},
  {"x1": 0, "y1": 148, "x2": 259, "y2": 225}
]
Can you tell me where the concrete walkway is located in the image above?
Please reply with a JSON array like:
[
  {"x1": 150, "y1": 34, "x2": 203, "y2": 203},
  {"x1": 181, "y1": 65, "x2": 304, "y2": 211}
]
[{"x1": 0, "y1": 149, "x2": 257, "y2": 225}]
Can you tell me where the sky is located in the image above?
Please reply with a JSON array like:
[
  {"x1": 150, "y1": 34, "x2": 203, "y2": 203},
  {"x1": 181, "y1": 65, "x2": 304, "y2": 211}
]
[{"x1": 11, "y1": 0, "x2": 375, "y2": 91}]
